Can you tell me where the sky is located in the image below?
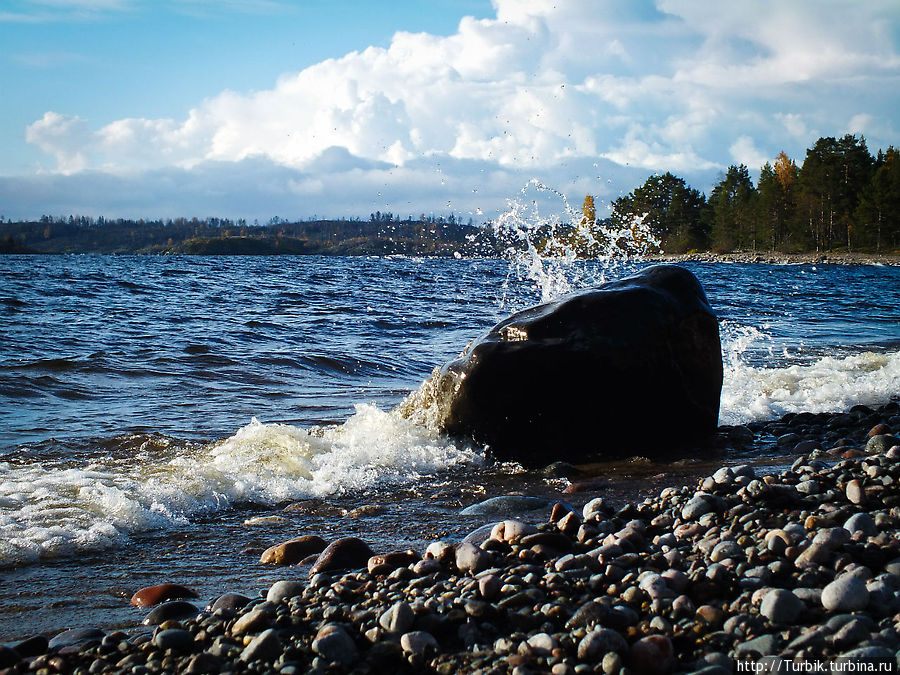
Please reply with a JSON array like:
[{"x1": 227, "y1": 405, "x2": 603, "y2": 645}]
[{"x1": 1, "y1": 0, "x2": 899, "y2": 222}]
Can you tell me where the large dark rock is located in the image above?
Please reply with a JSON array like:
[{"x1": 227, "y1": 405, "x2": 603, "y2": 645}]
[{"x1": 419, "y1": 265, "x2": 722, "y2": 464}]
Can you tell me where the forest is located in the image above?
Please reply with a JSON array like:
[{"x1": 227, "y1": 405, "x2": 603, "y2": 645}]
[
  {"x1": 1, "y1": 134, "x2": 897, "y2": 256},
  {"x1": 609, "y1": 135, "x2": 900, "y2": 254}
]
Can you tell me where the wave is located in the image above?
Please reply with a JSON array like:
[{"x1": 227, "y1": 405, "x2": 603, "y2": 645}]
[
  {"x1": 720, "y1": 348, "x2": 900, "y2": 425},
  {"x1": 0, "y1": 405, "x2": 480, "y2": 567}
]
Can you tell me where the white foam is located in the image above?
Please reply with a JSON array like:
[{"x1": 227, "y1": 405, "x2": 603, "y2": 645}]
[
  {"x1": 720, "y1": 349, "x2": 900, "y2": 425},
  {"x1": 0, "y1": 404, "x2": 480, "y2": 566}
]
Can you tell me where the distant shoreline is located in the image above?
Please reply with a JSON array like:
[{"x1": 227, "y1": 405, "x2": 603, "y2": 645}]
[{"x1": 645, "y1": 250, "x2": 900, "y2": 266}]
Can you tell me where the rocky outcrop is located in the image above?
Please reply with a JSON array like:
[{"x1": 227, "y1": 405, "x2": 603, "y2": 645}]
[{"x1": 411, "y1": 265, "x2": 722, "y2": 464}]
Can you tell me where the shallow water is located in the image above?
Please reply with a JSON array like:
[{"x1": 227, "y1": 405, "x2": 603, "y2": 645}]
[{"x1": 1, "y1": 254, "x2": 899, "y2": 642}]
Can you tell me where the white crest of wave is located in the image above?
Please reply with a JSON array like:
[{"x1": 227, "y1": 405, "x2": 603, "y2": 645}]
[
  {"x1": 0, "y1": 404, "x2": 479, "y2": 566},
  {"x1": 720, "y1": 349, "x2": 900, "y2": 425}
]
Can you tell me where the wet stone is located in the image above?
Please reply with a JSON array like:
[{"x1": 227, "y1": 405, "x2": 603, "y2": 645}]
[
  {"x1": 130, "y1": 583, "x2": 198, "y2": 608},
  {"x1": 143, "y1": 601, "x2": 199, "y2": 626},
  {"x1": 153, "y1": 629, "x2": 193, "y2": 651}
]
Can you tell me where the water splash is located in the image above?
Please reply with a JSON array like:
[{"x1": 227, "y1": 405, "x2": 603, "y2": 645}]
[{"x1": 491, "y1": 179, "x2": 659, "y2": 308}]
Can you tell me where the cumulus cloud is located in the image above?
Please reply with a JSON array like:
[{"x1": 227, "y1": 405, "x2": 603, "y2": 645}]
[{"x1": 14, "y1": 0, "x2": 900, "y2": 218}]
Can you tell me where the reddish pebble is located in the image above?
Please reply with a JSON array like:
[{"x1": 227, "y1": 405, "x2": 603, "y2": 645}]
[
  {"x1": 629, "y1": 635, "x2": 675, "y2": 675},
  {"x1": 130, "y1": 583, "x2": 198, "y2": 608},
  {"x1": 259, "y1": 535, "x2": 327, "y2": 566},
  {"x1": 868, "y1": 423, "x2": 892, "y2": 438}
]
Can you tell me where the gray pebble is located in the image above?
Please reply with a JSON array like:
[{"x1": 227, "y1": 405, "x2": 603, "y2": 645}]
[
  {"x1": 760, "y1": 589, "x2": 804, "y2": 625},
  {"x1": 822, "y1": 575, "x2": 869, "y2": 612},
  {"x1": 266, "y1": 580, "x2": 305, "y2": 604},
  {"x1": 240, "y1": 628, "x2": 281, "y2": 664},
  {"x1": 312, "y1": 623, "x2": 357, "y2": 667}
]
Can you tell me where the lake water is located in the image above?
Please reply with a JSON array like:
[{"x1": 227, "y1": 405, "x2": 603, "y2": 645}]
[{"x1": 1, "y1": 254, "x2": 899, "y2": 642}]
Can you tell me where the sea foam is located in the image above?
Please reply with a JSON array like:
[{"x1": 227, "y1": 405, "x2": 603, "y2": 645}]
[{"x1": 0, "y1": 405, "x2": 479, "y2": 566}]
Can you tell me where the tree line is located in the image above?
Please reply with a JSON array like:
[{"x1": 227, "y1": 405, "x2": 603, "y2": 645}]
[
  {"x1": 608, "y1": 135, "x2": 900, "y2": 253},
  {"x1": 0, "y1": 214, "x2": 489, "y2": 256}
]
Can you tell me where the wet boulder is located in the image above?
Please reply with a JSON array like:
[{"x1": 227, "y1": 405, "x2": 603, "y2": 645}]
[{"x1": 419, "y1": 265, "x2": 722, "y2": 464}]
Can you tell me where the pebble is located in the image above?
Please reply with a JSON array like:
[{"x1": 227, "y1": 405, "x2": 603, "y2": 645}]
[
  {"x1": 459, "y1": 495, "x2": 555, "y2": 516},
  {"x1": 259, "y1": 535, "x2": 327, "y2": 565},
  {"x1": 130, "y1": 583, "x2": 198, "y2": 607},
  {"x1": 239, "y1": 628, "x2": 281, "y2": 663},
  {"x1": 153, "y1": 629, "x2": 193, "y2": 651},
  {"x1": 38, "y1": 400, "x2": 900, "y2": 675},
  {"x1": 629, "y1": 635, "x2": 675, "y2": 675},
  {"x1": 266, "y1": 580, "x2": 305, "y2": 603},
  {"x1": 576, "y1": 628, "x2": 627, "y2": 660},
  {"x1": 822, "y1": 575, "x2": 870, "y2": 612},
  {"x1": 379, "y1": 600, "x2": 415, "y2": 633},
  {"x1": 455, "y1": 541, "x2": 491, "y2": 573},
  {"x1": 143, "y1": 600, "x2": 199, "y2": 625},
  {"x1": 312, "y1": 623, "x2": 357, "y2": 667},
  {"x1": 759, "y1": 588, "x2": 804, "y2": 624},
  {"x1": 309, "y1": 537, "x2": 374, "y2": 575},
  {"x1": 400, "y1": 631, "x2": 438, "y2": 656}
]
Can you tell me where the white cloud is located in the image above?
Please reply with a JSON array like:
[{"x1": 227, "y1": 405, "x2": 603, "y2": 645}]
[
  {"x1": 15, "y1": 0, "x2": 900, "y2": 218},
  {"x1": 729, "y1": 136, "x2": 768, "y2": 171}
]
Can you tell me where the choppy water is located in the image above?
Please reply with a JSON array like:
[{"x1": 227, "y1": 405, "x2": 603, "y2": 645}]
[{"x1": 1, "y1": 253, "x2": 899, "y2": 642}]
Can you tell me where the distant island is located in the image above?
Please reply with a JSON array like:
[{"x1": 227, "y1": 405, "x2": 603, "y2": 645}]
[
  {"x1": 3, "y1": 134, "x2": 897, "y2": 257},
  {"x1": 0, "y1": 213, "x2": 497, "y2": 257}
]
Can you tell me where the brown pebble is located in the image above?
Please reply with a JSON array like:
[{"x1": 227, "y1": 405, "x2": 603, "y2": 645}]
[
  {"x1": 130, "y1": 584, "x2": 198, "y2": 608},
  {"x1": 868, "y1": 423, "x2": 892, "y2": 438},
  {"x1": 367, "y1": 550, "x2": 419, "y2": 576},
  {"x1": 259, "y1": 535, "x2": 327, "y2": 566},
  {"x1": 629, "y1": 635, "x2": 675, "y2": 675}
]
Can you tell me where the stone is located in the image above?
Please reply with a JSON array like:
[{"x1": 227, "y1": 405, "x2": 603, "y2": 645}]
[
  {"x1": 400, "y1": 631, "x2": 438, "y2": 656},
  {"x1": 130, "y1": 583, "x2": 198, "y2": 607},
  {"x1": 266, "y1": 580, "x2": 305, "y2": 603},
  {"x1": 526, "y1": 632, "x2": 558, "y2": 655},
  {"x1": 309, "y1": 537, "x2": 374, "y2": 575},
  {"x1": 867, "y1": 434, "x2": 900, "y2": 455},
  {"x1": 577, "y1": 628, "x2": 628, "y2": 660},
  {"x1": 822, "y1": 575, "x2": 869, "y2": 612},
  {"x1": 709, "y1": 540, "x2": 744, "y2": 562},
  {"x1": 455, "y1": 542, "x2": 491, "y2": 573},
  {"x1": 843, "y1": 512, "x2": 877, "y2": 536},
  {"x1": 153, "y1": 629, "x2": 193, "y2": 651},
  {"x1": 13, "y1": 635, "x2": 48, "y2": 658},
  {"x1": 368, "y1": 550, "x2": 419, "y2": 575},
  {"x1": 240, "y1": 628, "x2": 281, "y2": 664},
  {"x1": 682, "y1": 494, "x2": 717, "y2": 521},
  {"x1": 479, "y1": 574, "x2": 502, "y2": 601},
  {"x1": 734, "y1": 634, "x2": 778, "y2": 658},
  {"x1": 230, "y1": 608, "x2": 273, "y2": 636},
  {"x1": 208, "y1": 592, "x2": 250, "y2": 613},
  {"x1": 259, "y1": 535, "x2": 327, "y2": 565},
  {"x1": 459, "y1": 495, "x2": 556, "y2": 516},
  {"x1": 312, "y1": 623, "x2": 357, "y2": 667},
  {"x1": 845, "y1": 479, "x2": 865, "y2": 504},
  {"x1": 629, "y1": 635, "x2": 675, "y2": 675},
  {"x1": 47, "y1": 628, "x2": 105, "y2": 649},
  {"x1": 143, "y1": 600, "x2": 199, "y2": 625},
  {"x1": 759, "y1": 589, "x2": 804, "y2": 625},
  {"x1": 379, "y1": 601, "x2": 415, "y2": 633},
  {"x1": 407, "y1": 265, "x2": 722, "y2": 463},
  {"x1": 491, "y1": 519, "x2": 538, "y2": 542}
]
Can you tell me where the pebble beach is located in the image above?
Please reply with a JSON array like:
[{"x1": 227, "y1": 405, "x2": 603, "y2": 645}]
[{"x1": 3, "y1": 399, "x2": 900, "y2": 674}]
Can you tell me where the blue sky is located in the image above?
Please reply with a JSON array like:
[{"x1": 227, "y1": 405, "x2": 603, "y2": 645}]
[{"x1": 1, "y1": 0, "x2": 898, "y2": 221}]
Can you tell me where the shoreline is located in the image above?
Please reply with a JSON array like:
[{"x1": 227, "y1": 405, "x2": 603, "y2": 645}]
[
  {"x1": 2, "y1": 399, "x2": 899, "y2": 673},
  {"x1": 645, "y1": 251, "x2": 900, "y2": 267}
]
